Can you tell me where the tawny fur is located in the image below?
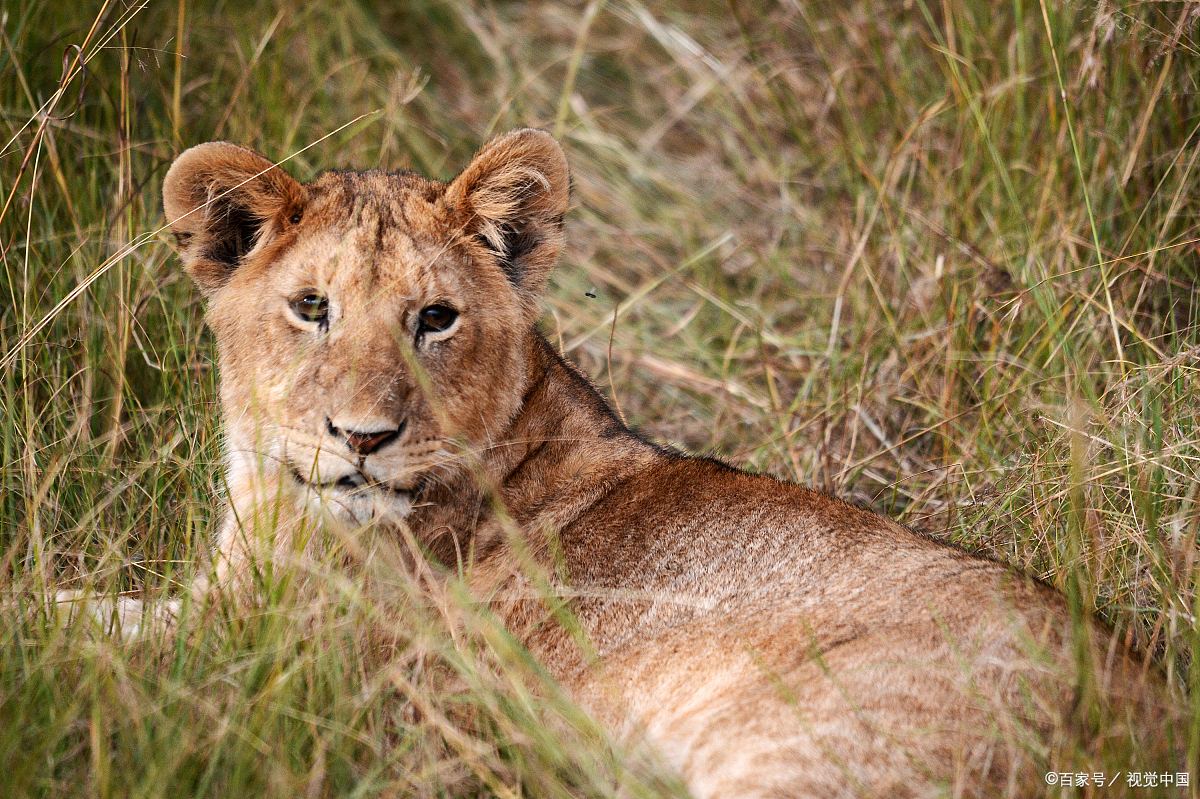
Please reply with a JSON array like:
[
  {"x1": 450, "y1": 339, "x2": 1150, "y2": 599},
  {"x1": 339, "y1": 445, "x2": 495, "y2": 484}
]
[{"x1": 162, "y1": 129, "x2": 1171, "y2": 798}]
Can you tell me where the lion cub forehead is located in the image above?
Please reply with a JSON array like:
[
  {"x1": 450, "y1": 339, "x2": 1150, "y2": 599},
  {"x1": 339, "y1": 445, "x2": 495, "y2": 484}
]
[
  {"x1": 313, "y1": 167, "x2": 441, "y2": 210},
  {"x1": 303, "y1": 169, "x2": 452, "y2": 233},
  {"x1": 289, "y1": 169, "x2": 464, "y2": 285}
]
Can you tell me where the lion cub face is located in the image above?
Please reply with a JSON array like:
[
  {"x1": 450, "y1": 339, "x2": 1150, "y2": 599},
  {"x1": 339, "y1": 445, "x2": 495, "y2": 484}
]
[{"x1": 164, "y1": 131, "x2": 569, "y2": 526}]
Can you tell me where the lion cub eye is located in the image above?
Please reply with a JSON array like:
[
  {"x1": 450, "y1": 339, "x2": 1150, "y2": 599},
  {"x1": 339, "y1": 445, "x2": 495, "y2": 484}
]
[
  {"x1": 291, "y1": 293, "x2": 329, "y2": 325},
  {"x1": 418, "y1": 304, "x2": 458, "y2": 334}
]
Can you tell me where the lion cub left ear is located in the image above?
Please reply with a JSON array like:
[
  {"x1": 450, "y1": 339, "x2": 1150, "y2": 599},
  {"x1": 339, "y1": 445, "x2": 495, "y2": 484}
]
[
  {"x1": 163, "y1": 142, "x2": 306, "y2": 296},
  {"x1": 446, "y1": 129, "x2": 569, "y2": 301}
]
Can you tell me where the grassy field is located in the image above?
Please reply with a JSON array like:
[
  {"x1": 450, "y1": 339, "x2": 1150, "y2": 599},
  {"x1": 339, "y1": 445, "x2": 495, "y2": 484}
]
[{"x1": 1, "y1": 0, "x2": 1198, "y2": 796}]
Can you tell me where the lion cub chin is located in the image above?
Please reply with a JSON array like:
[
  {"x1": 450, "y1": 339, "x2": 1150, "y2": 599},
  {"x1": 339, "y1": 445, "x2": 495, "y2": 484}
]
[{"x1": 155, "y1": 129, "x2": 1172, "y2": 798}]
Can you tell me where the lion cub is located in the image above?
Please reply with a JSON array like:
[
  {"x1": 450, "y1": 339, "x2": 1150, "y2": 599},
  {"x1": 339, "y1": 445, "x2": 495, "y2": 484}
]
[{"x1": 163, "y1": 129, "x2": 1167, "y2": 798}]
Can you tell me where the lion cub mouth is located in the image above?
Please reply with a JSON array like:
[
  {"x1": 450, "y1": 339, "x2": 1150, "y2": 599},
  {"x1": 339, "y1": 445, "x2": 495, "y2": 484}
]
[
  {"x1": 289, "y1": 467, "x2": 416, "y2": 497},
  {"x1": 288, "y1": 467, "x2": 419, "y2": 524}
]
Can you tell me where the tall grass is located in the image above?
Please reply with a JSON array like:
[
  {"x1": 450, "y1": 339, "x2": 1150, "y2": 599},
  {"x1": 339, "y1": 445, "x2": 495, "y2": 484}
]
[{"x1": 0, "y1": 0, "x2": 1197, "y2": 795}]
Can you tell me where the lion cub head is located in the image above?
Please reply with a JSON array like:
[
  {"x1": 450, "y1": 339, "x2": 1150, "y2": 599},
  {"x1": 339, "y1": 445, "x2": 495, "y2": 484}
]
[{"x1": 164, "y1": 130, "x2": 569, "y2": 529}]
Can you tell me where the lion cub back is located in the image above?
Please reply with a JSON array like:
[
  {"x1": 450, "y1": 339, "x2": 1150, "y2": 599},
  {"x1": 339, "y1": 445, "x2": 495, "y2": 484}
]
[{"x1": 484, "y1": 449, "x2": 1168, "y2": 798}]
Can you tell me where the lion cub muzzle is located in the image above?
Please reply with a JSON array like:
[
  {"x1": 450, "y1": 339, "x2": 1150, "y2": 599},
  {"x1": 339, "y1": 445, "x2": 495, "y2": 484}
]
[
  {"x1": 280, "y1": 413, "x2": 430, "y2": 525},
  {"x1": 328, "y1": 418, "x2": 406, "y2": 456}
]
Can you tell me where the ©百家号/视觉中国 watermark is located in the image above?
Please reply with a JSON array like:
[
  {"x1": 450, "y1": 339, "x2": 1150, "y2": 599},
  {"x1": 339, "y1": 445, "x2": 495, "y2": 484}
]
[{"x1": 1045, "y1": 772, "x2": 1190, "y2": 788}]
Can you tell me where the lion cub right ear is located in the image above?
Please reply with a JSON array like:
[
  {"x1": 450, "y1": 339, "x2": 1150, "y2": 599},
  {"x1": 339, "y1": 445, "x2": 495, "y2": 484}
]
[
  {"x1": 163, "y1": 142, "x2": 306, "y2": 295},
  {"x1": 446, "y1": 129, "x2": 569, "y2": 307}
]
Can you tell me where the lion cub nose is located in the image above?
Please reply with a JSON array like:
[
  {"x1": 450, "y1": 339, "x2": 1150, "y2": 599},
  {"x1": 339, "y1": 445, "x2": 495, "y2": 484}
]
[{"x1": 327, "y1": 419, "x2": 405, "y2": 456}]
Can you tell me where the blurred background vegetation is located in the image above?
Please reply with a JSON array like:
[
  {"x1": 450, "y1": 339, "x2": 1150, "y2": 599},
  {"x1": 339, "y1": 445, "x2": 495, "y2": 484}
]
[{"x1": 0, "y1": 0, "x2": 1197, "y2": 796}]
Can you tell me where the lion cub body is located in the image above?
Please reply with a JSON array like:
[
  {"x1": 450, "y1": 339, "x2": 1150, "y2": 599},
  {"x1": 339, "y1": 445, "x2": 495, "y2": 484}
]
[{"x1": 164, "y1": 130, "x2": 1164, "y2": 798}]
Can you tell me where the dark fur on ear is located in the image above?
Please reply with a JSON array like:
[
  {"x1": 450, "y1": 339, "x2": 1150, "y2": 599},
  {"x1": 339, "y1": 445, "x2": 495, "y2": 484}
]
[
  {"x1": 446, "y1": 129, "x2": 570, "y2": 303},
  {"x1": 163, "y1": 142, "x2": 306, "y2": 295}
]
